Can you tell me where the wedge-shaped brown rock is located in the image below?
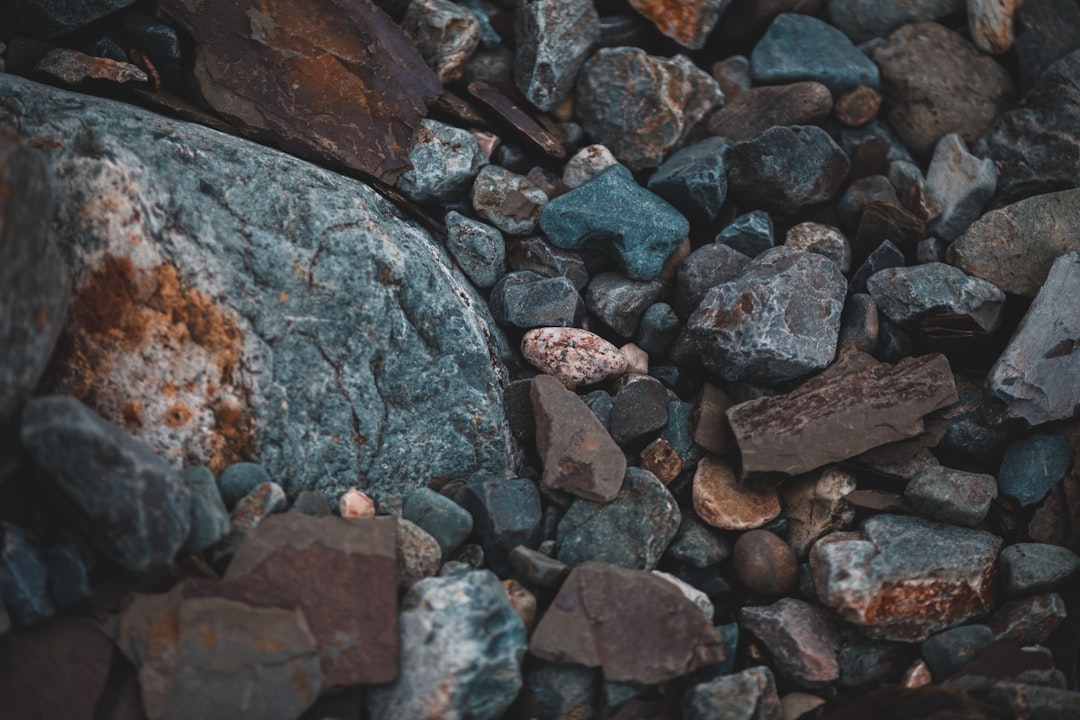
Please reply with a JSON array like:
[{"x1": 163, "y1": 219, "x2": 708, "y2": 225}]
[
  {"x1": 726, "y1": 351, "x2": 957, "y2": 479},
  {"x1": 159, "y1": 0, "x2": 440, "y2": 183},
  {"x1": 530, "y1": 562, "x2": 725, "y2": 683}
]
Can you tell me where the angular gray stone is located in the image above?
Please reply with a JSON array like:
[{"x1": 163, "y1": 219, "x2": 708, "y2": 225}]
[
  {"x1": 926, "y1": 134, "x2": 995, "y2": 242},
  {"x1": 367, "y1": 570, "x2": 526, "y2": 720},
  {"x1": 987, "y1": 594, "x2": 1067, "y2": 645},
  {"x1": 585, "y1": 273, "x2": 664, "y2": 338},
  {"x1": 999, "y1": 543, "x2": 1080, "y2": 596},
  {"x1": 921, "y1": 625, "x2": 995, "y2": 680},
  {"x1": 506, "y1": 236, "x2": 589, "y2": 291},
  {"x1": 751, "y1": 13, "x2": 880, "y2": 94},
  {"x1": 904, "y1": 466, "x2": 998, "y2": 527},
  {"x1": 867, "y1": 263, "x2": 1006, "y2": 333},
  {"x1": 514, "y1": 0, "x2": 599, "y2": 112},
  {"x1": 524, "y1": 663, "x2": 597, "y2": 720},
  {"x1": 987, "y1": 251, "x2": 1080, "y2": 425},
  {"x1": 827, "y1": 0, "x2": 964, "y2": 42},
  {"x1": 838, "y1": 640, "x2": 916, "y2": 687},
  {"x1": 785, "y1": 222, "x2": 851, "y2": 273},
  {"x1": 489, "y1": 271, "x2": 582, "y2": 328},
  {"x1": 667, "y1": 514, "x2": 731, "y2": 568},
  {"x1": 683, "y1": 667, "x2": 782, "y2": 720},
  {"x1": 402, "y1": 0, "x2": 481, "y2": 83},
  {"x1": 646, "y1": 136, "x2": 729, "y2": 223},
  {"x1": 0, "y1": 74, "x2": 512, "y2": 500},
  {"x1": 717, "y1": 210, "x2": 774, "y2": 259},
  {"x1": 739, "y1": 598, "x2": 842, "y2": 689},
  {"x1": 460, "y1": 474, "x2": 542, "y2": 577},
  {"x1": 403, "y1": 487, "x2": 474, "y2": 558},
  {"x1": 180, "y1": 465, "x2": 230, "y2": 554},
  {"x1": 675, "y1": 243, "x2": 752, "y2": 318},
  {"x1": 444, "y1": 211, "x2": 505, "y2": 289},
  {"x1": 472, "y1": 164, "x2": 549, "y2": 236},
  {"x1": 685, "y1": 247, "x2": 847, "y2": 384},
  {"x1": 396, "y1": 120, "x2": 487, "y2": 204}
]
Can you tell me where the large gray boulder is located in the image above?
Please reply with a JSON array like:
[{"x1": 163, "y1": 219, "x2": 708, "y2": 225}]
[{"x1": 0, "y1": 74, "x2": 512, "y2": 499}]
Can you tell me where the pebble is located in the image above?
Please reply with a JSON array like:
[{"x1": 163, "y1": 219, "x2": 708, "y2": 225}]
[
  {"x1": 0, "y1": 524, "x2": 55, "y2": 626},
  {"x1": 179, "y1": 465, "x2": 231, "y2": 554},
  {"x1": 707, "y1": 81, "x2": 833, "y2": 142},
  {"x1": 997, "y1": 434, "x2": 1073, "y2": 508},
  {"x1": 609, "y1": 376, "x2": 669, "y2": 446},
  {"x1": 854, "y1": 202, "x2": 926, "y2": 261},
  {"x1": 675, "y1": 243, "x2": 752, "y2": 317},
  {"x1": 837, "y1": 293, "x2": 879, "y2": 354},
  {"x1": 509, "y1": 545, "x2": 568, "y2": 587},
  {"x1": 838, "y1": 175, "x2": 901, "y2": 227},
  {"x1": 867, "y1": 262, "x2": 1006, "y2": 333},
  {"x1": 403, "y1": 487, "x2": 474, "y2": 558},
  {"x1": 396, "y1": 518, "x2": 442, "y2": 588},
  {"x1": 402, "y1": 0, "x2": 481, "y2": 83},
  {"x1": 521, "y1": 327, "x2": 628, "y2": 388},
  {"x1": 460, "y1": 474, "x2": 542, "y2": 577},
  {"x1": 396, "y1": 120, "x2": 487, "y2": 205},
  {"x1": 636, "y1": 302, "x2": 680, "y2": 357},
  {"x1": 291, "y1": 489, "x2": 333, "y2": 517},
  {"x1": 889, "y1": 160, "x2": 939, "y2": 221},
  {"x1": 780, "y1": 467, "x2": 857, "y2": 559},
  {"x1": 740, "y1": 598, "x2": 843, "y2": 688},
  {"x1": 212, "y1": 481, "x2": 287, "y2": 565},
  {"x1": 339, "y1": 488, "x2": 376, "y2": 519},
  {"x1": 217, "y1": 461, "x2": 271, "y2": 510},
  {"x1": 561, "y1": 144, "x2": 619, "y2": 189},
  {"x1": 668, "y1": 513, "x2": 731, "y2": 569},
  {"x1": 443, "y1": 212, "x2": 505, "y2": 289},
  {"x1": 717, "y1": 210, "x2": 775, "y2": 259},
  {"x1": 505, "y1": 236, "x2": 589, "y2": 291},
  {"x1": 585, "y1": 272, "x2": 665, "y2": 338},
  {"x1": 751, "y1": 13, "x2": 880, "y2": 94},
  {"x1": 712, "y1": 54, "x2": 751, "y2": 98},
  {"x1": 917, "y1": 237, "x2": 946, "y2": 264},
  {"x1": 646, "y1": 136, "x2": 729, "y2": 223},
  {"x1": 999, "y1": 543, "x2": 1080, "y2": 596},
  {"x1": 827, "y1": 0, "x2": 964, "y2": 42},
  {"x1": 582, "y1": 389, "x2": 614, "y2": 430},
  {"x1": 925, "y1": 134, "x2": 996, "y2": 242},
  {"x1": 693, "y1": 455, "x2": 781, "y2": 530},
  {"x1": 33, "y1": 48, "x2": 148, "y2": 87},
  {"x1": 988, "y1": 593, "x2": 1067, "y2": 645},
  {"x1": 502, "y1": 579, "x2": 537, "y2": 633},
  {"x1": 514, "y1": 0, "x2": 598, "y2": 111},
  {"x1": 629, "y1": 0, "x2": 731, "y2": 49},
  {"x1": 921, "y1": 625, "x2": 996, "y2": 680},
  {"x1": 733, "y1": 529, "x2": 800, "y2": 595},
  {"x1": 784, "y1": 222, "x2": 851, "y2": 272},
  {"x1": 835, "y1": 85, "x2": 883, "y2": 127},
  {"x1": 728, "y1": 126, "x2": 851, "y2": 215},
  {"x1": 683, "y1": 666, "x2": 783, "y2": 720},
  {"x1": 654, "y1": 570, "x2": 715, "y2": 621},
  {"x1": 522, "y1": 663, "x2": 596, "y2": 720},
  {"x1": 540, "y1": 164, "x2": 690, "y2": 281},
  {"x1": 489, "y1": 271, "x2": 582, "y2": 328},
  {"x1": 471, "y1": 165, "x2": 548, "y2": 236},
  {"x1": 849, "y1": 240, "x2": 906, "y2": 295},
  {"x1": 620, "y1": 343, "x2": 649, "y2": 375},
  {"x1": 904, "y1": 466, "x2": 998, "y2": 527},
  {"x1": 45, "y1": 539, "x2": 92, "y2": 609},
  {"x1": 903, "y1": 659, "x2": 934, "y2": 688},
  {"x1": 967, "y1": 0, "x2": 1023, "y2": 54},
  {"x1": 838, "y1": 641, "x2": 916, "y2": 687},
  {"x1": 640, "y1": 437, "x2": 682, "y2": 485}
]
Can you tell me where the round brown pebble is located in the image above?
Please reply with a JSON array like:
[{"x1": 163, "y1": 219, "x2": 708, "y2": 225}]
[
  {"x1": 835, "y1": 85, "x2": 882, "y2": 128},
  {"x1": 733, "y1": 529, "x2": 799, "y2": 596}
]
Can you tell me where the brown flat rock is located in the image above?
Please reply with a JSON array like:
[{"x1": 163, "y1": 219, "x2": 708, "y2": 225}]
[
  {"x1": 693, "y1": 455, "x2": 780, "y2": 529},
  {"x1": 707, "y1": 81, "x2": 833, "y2": 142}
]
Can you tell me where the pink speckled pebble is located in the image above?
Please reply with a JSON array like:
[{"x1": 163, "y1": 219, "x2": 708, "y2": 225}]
[
  {"x1": 521, "y1": 327, "x2": 628, "y2": 388},
  {"x1": 339, "y1": 488, "x2": 376, "y2": 518}
]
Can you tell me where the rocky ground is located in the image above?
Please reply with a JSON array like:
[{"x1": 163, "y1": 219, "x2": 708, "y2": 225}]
[{"x1": 1, "y1": 0, "x2": 1080, "y2": 718}]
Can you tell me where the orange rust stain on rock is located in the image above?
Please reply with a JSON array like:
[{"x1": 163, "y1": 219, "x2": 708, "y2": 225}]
[
  {"x1": 199, "y1": 626, "x2": 215, "y2": 648},
  {"x1": 165, "y1": 403, "x2": 193, "y2": 428},
  {"x1": 212, "y1": 400, "x2": 255, "y2": 467},
  {"x1": 630, "y1": 0, "x2": 706, "y2": 46},
  {"x1": 146, "y1": 605, "x2": 180, "y2": 663},
  {"x1": 862, "y1": 572, "x2": 994, "y2": 636},
  {"x1": 121, "y1": 400, "x2": 143, "y2": 429}
]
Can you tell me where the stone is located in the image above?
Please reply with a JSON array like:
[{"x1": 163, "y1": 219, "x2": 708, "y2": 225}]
[
  {"x1": 403, "y1": 487, "x2": 474, "y2": 558},
  {"x1": 986, "y1": 254, "x2": 1080, "y2": 426},
  {"x1": 751, "y1": 13, "x2": 880, "y2": 94},
  {"x1": 585, "y1": 273, "x2": 665, "y2": 338},
  {"x1": 521, "y1": 325, "x2": 629, "y2": 388},
  {"x1": 530, "y1": 562, "x2": 726, "y2": 684},
  {"x1": 338, "y1": 488, "x2": 376, "y2": 518},
  {"x1": 675, "y1": 243, "x2": 752, "y2": 318},
  {"x1": 997, "y1": 434, "x2": 1073, "y2": 507},
  {"x1": 444, "y1": 212, "x2": 505, "y2": 290},
  {"x1": 921, "y1": 625, "x2": 996, "y2": 680},
  {"x1": 740, "y1": 598, "x2": 842, "y2": 688},
  {"x1": 0, "y1": 74, "x2": 512, "y2": 500},
  {"x1": 967, "y1": 0, "x2": 1023, "y2": 54},
  {"x1": 728, "y1": 352, "x2": 958, "y2": 480},
  {"x1": 902, "y1": 660, "x2": 933, "y2": 688},
  {"x1": 685, "y1": 247, "x2": 847, "y2": 384},
  {"x1": 396, "y1": 121, "x2": 487, "y2": 205},
  {"x1": 867, "y1": 263, "x2": 1005, "y2": 333},
  {"x1": 712, "y1": 54, "x2": 752, "y2": 98},
  {"x1": 986, "y1": 684, "x2": 1080, "y2": 719},
  {"x1": 217, "y1": 462, "x2": 271, "y2": 510},
  {"x1": 0, "y1": 136, "x2": 70, "y2": 423},
  {"x1": 849, "y1": 240, "x2": 906, "y2": 295},
  {"x1": 988, "y1": 594, "x2": 1067, "y2": 645},
  {"x1": 640, "y1": 438, "x2": 682, "y2": 485},
  {"x1": 531, "y1": 373, "x2": 626, "y2": 502},
  {"x1": 367, "y1": 571, "x2": 526, "y2": 720},
  {"x1": 871, "y1": 22, "x2": 1014, "y2": 158},
  {"x1": 1013, "y1": 0, "x2": 1080, "y2": 86},
  {"x1": 889, "y1": 161, "x2": 940, "y2": 222},
  {"x1": 835, "y1": 86, "x2": 882, "y2": 127},
  {"x1": 509, "y1": 545, "x2": 569, "y2": 587},
  {"x1": 693, "y1": 456, "x2": 781, "y2": 530},
  {"x1": 15, "y1": 0, "x2": 139, "y2": 37},
  {"x1": 467, "y1": 82, "x2": 567, "y2": 161},
  {"x1": 575, "y1": 47, "x2": 724, "y2": 170},
  {"x1": 854, "y1": 203, "x2": 926, "y2": 262},
  {"x1": 562, "y1": 144, "x2": 619, "y2": 189},
  {"x1": 826, "y1": 0, "x2": 963, "y2": 42},
  {"x1": 837, "y1": 293, "x2": 879, "y2": 354},
  {"x1": 925, "y1": 134, "x2": 996, "y2": 242},
  {"x1": 212, "y1": 481, "x2": 287, "y2": 564},
  {"x1": 397, "y1": 518, "x2": 442, "y2": 588},
  {"x1": 668, "y1": 514, "x2": 731, "y2": 568},
  {"x1": 707, "y1": 82, "x2": 832, "y2": 143},
  {"x1": 811, "y1": 514, "x2": 1003, "y2": 641},
  {"x1": 34, "y1": 48, "x2": 147, "y2": 87},
  {"x1": 780, "y1": 693, "x2": 826, "y2": 720},
  {"x1": 490, "y1": 271, "x2": 582, "y2": 329},
  {"x1": 654, "y1": 570, "x2": 715, "y2": 621},
  {"x1": 629, "y1": 0, "x2": 732, "y2": 49},
  {"x1": 403, "y1": 0, "x2": 480, "y2": 83},
  {"x1": 637, "y1": 303, "x2": 680, "y2": 357},
  {"x1": 472, "y1": 164, "x2": 549, "y2": 236},
  {"x1": 683, "y1": 667, "x2": 783, "y2": 720},
  {"x1": 523, "y1": 663, "x2": 596, "y2": 720},
  {"x1": 557, "y1": 467, "x2": 680, "y2": 570},
  {"x1": 45, "y1": 539, "x2": 92, "y2": 609},
  {"x1": 506, "y1": 238, "x2": 589, "y2": 294},
  {"x1": 460, "y1": 474, "x2": 543, "y2": 577},
  {"x1": 785, "y1": 222, "x2": 851, "y2": 272},
  {"x1": 904, "y1": 466, "x2": 998, "y2": 527},
  {"x1": 715, "y1": 212, "x2": 773, "y2": 260},
  {"x1": 780, "y1": 467, "x2": 857, "y2": 559},
  {"x1": 541, "y1": 165, "x2": 690, "y2": 281},
  {"x1": 646, "y1": 136, "x2": 729, "y2": 223},
  {"x1": 20, "y1": 395, "x2": 189, "y2": 572},
  {"x1": 514, "y1": 0, "x2": 599, "y2": 112},
  {"x1": 180, "y1": 466, "x2": 231, "y2": 553},
  {"x1": 838, "y1": 641, "x2": 916, "y2": 687},
  {"x1": 733, "y1": 529, "x2": 799, "y2": 595},
  {"x1": 0, "y1": 524, "x2": 55, "y2": 627},
  {"x1": 728, "y1": 126, "x2": 851, "y2": 215},
  {"x1": 837, "y1": 176, "x2": 901, "y2": 227},
  {"x1": 609, "y1": 377, "x2": 669, "y2": 446},
  {"x1": 999, "y1": 543, "x2": 1080, "y2": 596}
]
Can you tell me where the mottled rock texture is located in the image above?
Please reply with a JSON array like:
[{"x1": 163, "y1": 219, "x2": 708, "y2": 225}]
[{"x1": 515, "y1": 0, "x2": 599, "y2": 111}]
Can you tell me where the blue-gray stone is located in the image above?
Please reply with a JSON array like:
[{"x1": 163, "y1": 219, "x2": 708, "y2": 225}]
[
  {"x1": 444, "y1": 211, "x2": 505, "y2": 289},
  {"x1": 180, "y1": 465, "x2": 230, "y2": 553},
  {"x1": 850, "y1": 240, "x2": 906, "y2": 295},
  {"x1": 917, "y1": 237, "x2": 946, "y2": 264},
  {"x1": 461, "y1": 474, "x2": 543, "y2": 577},
  {"x1": 728, "y1": 126, "x2": 851, "y2": 215},
  {"x1": 667, "y1": 514, "x2": 730, "y2": 568},
  {"x1": 557, "y1": 467, "x2": 681, "y2": 570},
  {"x1": 509, "y1": 545, "x2": 568, "y2": 587},
  {"x1": 926, "y1": 134, "x2": 996, "y2": 242},
  {"x1": 540, "y1": 164, "x2": 690, "y2": 281},
  {"x1": 505, "y1": 236, "x2": 589, "y2": 291},
  {"x1": 514, "y1": 0, "x2": 599, "y2": 111},
  {"x1": 20, "y1": 395, "x2": 190, "y2": 573},
  {"x1": 489, "y1": 271, "x2": 582, "y2": 328},
  {"x1": 987, "y1": 593, "x2": 1068, "y2": 646},
  {"x1": 999, "y1": 543, "x2": 1080, "y2": 596},
  {"x1": 609, "y1": 377, "x2": 669, "y2": 445},
  {"x1": 636, "y1": 303, "x2": 680, "y2": 358},
  {"x1": 525, "y1": 663, "x2": 597, "y2": 720},
  {"x1": 904, "y1": 466, "x2": 998, "y2": 527},
  {"x1": 675, "y1": 243, "x2": 752, "y2": 318},
  {"x1": 504, "y1": 379, "x2": 536, "y2": 442},
  {"x1": 397, "y1": 119, "x2": 487, "y2": 204},
  {"x1": 998, "y1": 435, "x2": 1073, "y2": 508},
  {"x1": 403, "y1": 487, "x2": 474, "y2": 558},
  {"x1": 217, "y1": 462, "x2": 271, "y2": 510},
  {"x1": 582, "y1": 390, "x2": 613, "y2": 431},
  {"x1": 868, "y1": 263, "x2": 1006, "y2": 333},
  {"x1": 837, "y1": 175, "x2": 901, "y2": 228},
  {"x1": 751, "y1": 13, "x2": 880, "y2": 94},
  {"x1": 45, "y1": 539, "x2": 93, "y2": 609},
  {"x1": 662, "y1": 400, "x2": 704, "y2": 468},
  {"x1": 585, "y1": 272, "x2": 664, "y2": 338},
  {"x1": 839, "y1": 640, "x2": 916, "y2": 687},
  {"x1": 0, "y1": 524, "x2": 55, "y2": 626},
  {"x1": 686, "y1": 246, "x2": 847, "y2": 384},
  {"x1": 683, "y1": 666, "x2": 782, "y2": 720},
  {"x1": 289, "y1": 489, "x2": 333, "y2": 517},
  {"x1": 121, "y1": 8, "x2": 181, "y2": 86},
  {"x1": 472, "y1": 164, "x2": 548, "y2": 236},
  {"x1": 367, "y1": 570, "x2": 527, "y2": 720},
  {"x1": 921, "y1": 625, "x2": 995, "y2": 680},
  {"x1": 717, "y1": 210, "x2": 774, "y2": 259},
  {"x1": 647, "y1": 137, "x2": 729, "y2": 223},
  {"x1": 16, "y1": 0, "x2": 140, "y2": 38},
  {"x1": 827, "y1": 0, "x2": 964, "y2": 42}
]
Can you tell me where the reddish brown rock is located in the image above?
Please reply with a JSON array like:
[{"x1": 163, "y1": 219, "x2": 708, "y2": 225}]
[
  {"x1": 693, "y1": 455, "x2": 781, "y2": 530},
  {"x1": 34, "y1": 48, "x2": 148, "y2": 87},
  {"x1": 502, "y1": 578, "x2": 537, "y2": 634},
  {"x1": 158, "y1": 0, "x2": 441, "y2": 183},
  {"x1": 530, "y1": 562, "x2": 726, "y2": 683},
  {"x1": 967, "y1": 0, "x2": 1023, "y2": 54},
  {"x1": 628, "y1": 0, "x2": 732, "y2": 49},
  {"x1": 396, "y1": 518, "x2": 442, "y2": 588},
  {"x1": 740, "y1": 598, "x2": 842, "y2": 688},
  {"x1": 707, "y1": 81, "x2": 833, "y2": 141},
  {"x1": 640, "y1": 437, "x2": 683, "y2": 485},
  {"x1": 834, "y1": 85, "x2": 882, "y2": 127},
  {"x1": 521, "y1": 327, "x2": 628, "y2": 388}
]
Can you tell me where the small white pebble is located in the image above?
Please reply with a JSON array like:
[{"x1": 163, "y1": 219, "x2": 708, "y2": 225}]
[{"x1": 562, "y1": 144, "x2": 618, "y2": 188}]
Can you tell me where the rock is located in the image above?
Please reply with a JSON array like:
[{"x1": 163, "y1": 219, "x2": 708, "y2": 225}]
[
  {"x1": 629, "y1": 0, "x2": 732, "y2": 49},
  {"x1": 849, "y1": 240, "x2": 906, "y2": 295},
  {"x1": 0, "y1": 524, "x2": 55, "y2": 627},
  {"x1": 575, "y1": 47, "x2": 724, "y2": 170},
  {"x1": 585, "y1": 273, "x2": 665, "y2": 338},
  {"x1": 811, "y1": 514, "x2": 1002, "y2": 641},
  {"x1": 716, "y1": 211, "x2": 774, "y2": 260},
  {"x1": 986, "y1": 683, "x2": 1080, "y2": 719},
  {"x1": 740, "y1": 598, "x2": 842, "y2": 688},
  {"x1": 867, "y1": 263, "x2": 1005, "y2": 333},
  {"x1": 986, "y1": 253, "x2": 1080, "y2": 426},
  {"x1": 403, "y1": 0, "x2": 480, "y2": 83},
  {"x1": 557, "y1": 467, "x2": 680, "y2": 570},
  {"x1": 668, "y1": 514, "x2": 731, "y2": 568},
  {"x1": 728, "y1": 126, "x2": 850, "y2": 215},
  {"x1": 997, "y1": 434, "x2": 1072, "y2": 507},
  {"x1": 0, "y1": 74, "x2": 512, "y2": 500},
  {"x1": 999, "y1": 543, "x2": 1080, "y2": 596},
  {"x1": 838, "y1": 641, "x2": 916, "y2": 687},
  {"x1": 444, "y1": 212, "x2": 504, "y2": 289},
  {"x1": 685, "y1": 247, "x2": 847, "y2": 384},
  {"x1": 707, "y1": 81, "x2": 832, "y2": 143},
  {"x1": 988, "y1": 593, "x2": 1067, "y2": 645},
  {"x1": 921, "y1": 625, "x2": 995, "y2": 680},
  {"x1": 751, "y1": 13, "x2": 879, "y2": 94},
  {"x1": 925, "y1": 134, "x2": 996, "y2": 242},
  {"x1": 675, "y1": 243, "x2": 752, "y2": 317},
  {"x1": 367, "y1": 571, "x2": 526, "y2": 720},
  {"x1": 1012, "y1": 0, "x2": 1080, "y2": 87},
  {"x1": 338, "y1": 488, "x2": 375, "y2": 518},
  {"x1": 561, "y1": 144, "x2": 619, "y2": 189},
  {"x1": 728, "y1": 352, "x2": 957, "y2": 479},
  {"x1": 781, "y1": 467, "x2": 857, "y2": 559},
  {"x1": 523, "y1": 328, "x2": 628, "y2": 389},
  {"x1": 34, "y1": 47, "x2": 147, "y2": 89},
  {"x1": 212, "y1": 481, "x2": 287, "y2": 564},
  {"x1": 530, "y1": 562, "x2": 725, "y2": 684},
  {"x1": 490, "y1": 271, "x2": 582, "y2": 329},
  {"x1": 733, "y1": 529, "x2": 799, "y2": 595},
  {"x1": 180, "y1": 466, "x2": 230, "y2": 553},
  {"x1": 510, "y1": 545, "x2": 569, "y2": 587},
  {"x1": 403, "y1": 487, "x2": 474, "y2": 558},
  {"x1": 472, "y1": 164, "x2": 549, "y2": 236},
  {"x1": 871, "y1": 22, "x2": 1014, "y2": 158},
  {"x1": 514, "y1": 0, "x2": 599, "y2": 112},
  {"x1": 967, "y1": 0, "x2": 1023, "y2": 54},
  {"x1": 522, "y1": 663, "x2": 597, "y2": 720},
  {"x1": 531, "y1": 373, "x2": 626, "y2": 502},
  {"x1": 654, "y1": 570, "x2": 715, "y2": 621},
  {"x1": 397, "y1": 518, "x2": 442, "y2": 588},
  {"x1": 640, "y1": 438, "x2": 683, "y2": 485},
  {"x1": 835, "y1": 86, "x2": 883, "y2": 127},
  {"x1": 460, "y1": 474, "x2": 542, "y2": 577},
  {"x1": 15, "y1": 0, "x2": 139, "y2": 37},
  {"x1": 683, "y1": 667, "x2": 783, "y2": 720},
  {"x1": 397, "y1": 121, "x2": 487, "y2": 205},
  {"x1": 0, "y1": 135, "x2": 70, "y2": 423},
  {"x1": 837, "y1": 294, "x2": 879, "y2": 354},
  {"x1": 902, "y1": 660, "x2": 933, "y2": 688},
  {"x1": 217, "y1": 462, "x2": 271, "y2": 510},
  {"x1": 637, "y1": 303, "x2": 680, "y2": 357},
  {"x1": 45, "y1": 538, "x2": 92, "y2": 609},
  {"x1": 826, "y1": 0, "x2": 963, "y2": 42},
  {"x1": 609, "y1": 377, "x2": 669, "y2": 446},
  {"x1": 541, "y1": 165, "x2": 690, "y2": 281},
  {"x1": 838, "y1": 175, "x2": 901, "y2": 227},
  {"x1": 784, "y1": 222, "x2": 851, "y2": 272},
  {"x1": 646, "y1": 136, "x2": 729, "y2": 223},
  {"x1": 904, "y1": 466, "x2": 998, "y2": 527},
  {"x1": 693, "y1": 456, "x2": 781, "y2": 530}
]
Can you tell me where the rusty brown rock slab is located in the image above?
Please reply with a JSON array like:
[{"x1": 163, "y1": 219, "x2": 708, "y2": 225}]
[
  {"x1": 158, "y1": 0, "x2": 440, "y2": 184},
  {"x1": 726, "y1": 352, "x2": 958, "y2": 479}
]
